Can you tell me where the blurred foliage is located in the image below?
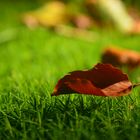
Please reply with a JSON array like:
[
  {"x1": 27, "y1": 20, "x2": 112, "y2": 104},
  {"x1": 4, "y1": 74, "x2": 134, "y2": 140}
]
[
  {"x1": 8, "y1": 0, "x2": 140, "y2": 9},
  {"x1": 4, "y1": 0, "x2": 139, "y2": 14},
  {"x1": 123, "y1": 0, "x2": 140, "y2": 7}
]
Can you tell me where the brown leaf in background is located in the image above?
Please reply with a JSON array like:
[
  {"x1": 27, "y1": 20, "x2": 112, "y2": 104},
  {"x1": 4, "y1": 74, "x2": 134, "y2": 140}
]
[
  {"x1": 55, "y1": 25, "x2": 96, "y2": 42},
  {"x1": 101, "y1": 47, "x2": 140, "y2": 68},
  {"x1": 52, "y1": 63, "x2": 137, "y2": 97},
  {"x1": 71, "y1": 14, "x2": 93, "y2": 29}
]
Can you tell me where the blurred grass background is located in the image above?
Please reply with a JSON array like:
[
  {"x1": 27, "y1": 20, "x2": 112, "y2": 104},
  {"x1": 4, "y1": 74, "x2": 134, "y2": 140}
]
[{"x1": 1, "y1": 0, "x2": 140, "y2": 139}]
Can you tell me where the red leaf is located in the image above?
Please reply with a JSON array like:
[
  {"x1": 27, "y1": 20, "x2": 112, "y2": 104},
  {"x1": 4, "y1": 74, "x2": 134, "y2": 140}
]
[{"x1": 52, "y1": 63, "x2": 138, "y2": 97}]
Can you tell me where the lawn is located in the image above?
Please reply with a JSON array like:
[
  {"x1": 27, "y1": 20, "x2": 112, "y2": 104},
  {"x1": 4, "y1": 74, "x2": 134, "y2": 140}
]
[{"x1": 1, "y1": 1, "x2": 140, "y2": 140}]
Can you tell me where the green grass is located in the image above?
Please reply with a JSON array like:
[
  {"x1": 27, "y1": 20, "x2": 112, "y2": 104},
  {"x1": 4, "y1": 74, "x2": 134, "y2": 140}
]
[{"x1": 1, "y1": 1, "x2": 140, "y2": 140}]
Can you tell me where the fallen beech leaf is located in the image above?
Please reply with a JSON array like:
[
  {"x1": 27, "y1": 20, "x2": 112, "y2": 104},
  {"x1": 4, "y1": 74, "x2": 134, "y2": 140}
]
[
  {"x1": 52, "y1": 63, "x2": 139, "y2": 97},
  {"x1": 101, "y1": 47, "x2": 140, "y2": 68},
  {"x1": 22, "y1": 1, "x2": 68, "y2": 28}
]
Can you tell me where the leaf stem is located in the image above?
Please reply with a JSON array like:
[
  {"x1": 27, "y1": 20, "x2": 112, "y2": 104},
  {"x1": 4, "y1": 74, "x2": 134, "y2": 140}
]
[{"x1": 133, "y1": 83, "x2": 140, "y2": 88}]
